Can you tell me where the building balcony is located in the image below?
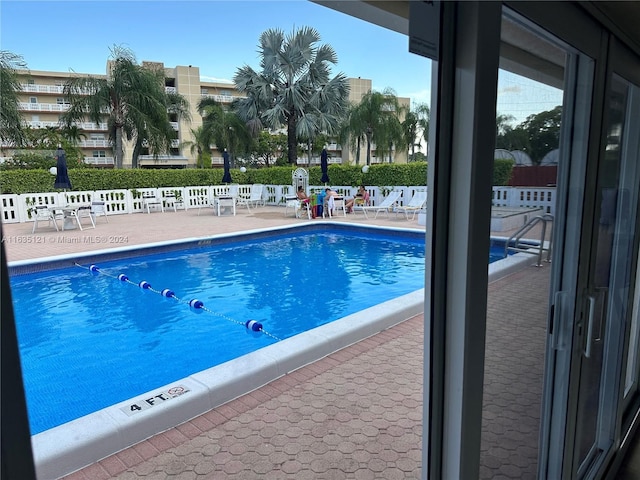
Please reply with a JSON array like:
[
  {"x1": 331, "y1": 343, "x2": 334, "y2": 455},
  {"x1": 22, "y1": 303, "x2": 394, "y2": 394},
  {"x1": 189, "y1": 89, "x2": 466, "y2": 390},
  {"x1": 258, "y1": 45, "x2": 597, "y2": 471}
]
[
  {"x1": 20, "y1": 84, "x2": 65, "y2": 94},
  {"x1": 165, "y1": 86, "x2": 177, "y2": 94},
  {"x1": 200, "y1": 93, "x2": 245, "y2": 103},
  {"x1": 24, "y1": 121, "x2": 60, "y2": 129},
  {"x1": 76, "y1": 122, "x2": 109, "y2": 131},
  {"x1": 170, "y1": 122, "x2": 179, "y2": 130},
  {"x1": 84, "y1": 157, "x2": 114, "y2": 165},
  {"x1": 23, "y1": 120, "x2": 108, "y2": 131},
  {"x1": 138, "y1": 155, "x2": 189, "y2": 166},
  {"x1": 296, "y1": 157, "x2": 343, "y2": 166},
  {"x1": 78, "y1": 139, "x2": 110, "y2": 148},
  {"x1": 19, "y1": 102, "x2": 69, "y2": 112}
]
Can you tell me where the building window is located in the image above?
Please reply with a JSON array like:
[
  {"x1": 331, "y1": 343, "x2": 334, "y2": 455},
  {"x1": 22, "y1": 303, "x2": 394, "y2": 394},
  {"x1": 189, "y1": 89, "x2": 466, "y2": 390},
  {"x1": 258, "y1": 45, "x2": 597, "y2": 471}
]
[
  {"x1": 56, "y1": 98, "x2": 69, "y2": 105},
  {"x1": 92, "y1": 151, "x2": 106, "y2": 158},
  {"x1": 28, "y1": 79, "x2": 35, "y2": 85},
  {"x1": 201, "y1": 88, "x2": 208, "y2": 95},
  {"x1": 30, "y1": 97, "x2": 37, "y2": 103}
]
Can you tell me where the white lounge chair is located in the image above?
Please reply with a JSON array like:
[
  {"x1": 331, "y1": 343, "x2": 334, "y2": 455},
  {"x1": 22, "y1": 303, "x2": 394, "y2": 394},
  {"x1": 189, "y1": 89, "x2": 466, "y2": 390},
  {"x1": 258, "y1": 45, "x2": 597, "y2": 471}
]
[
  {"x1": 355, "y1": 190, "x2": 402, "y2": 219},
  {"x1": 71, "y1": 205, "x2": 96, "y2": 230},
  {"x1": 395, "y1": 190, "x2": 427, "y2": 220},
  {"x1": 237, "y1": 184, "x2": 265, "y2": 211},
  {"x1": 91, "y1": 201, "x2": 109, "y2": 223},
  {"x1": 142, "y1": 192, "x2": 163, "y2": 213},
  {"x1": 163, "y1": 192, "x2": 184, "y2": 212},
  {"x1": 31, "y1": 205, "x2": 59, "y2": 233}
]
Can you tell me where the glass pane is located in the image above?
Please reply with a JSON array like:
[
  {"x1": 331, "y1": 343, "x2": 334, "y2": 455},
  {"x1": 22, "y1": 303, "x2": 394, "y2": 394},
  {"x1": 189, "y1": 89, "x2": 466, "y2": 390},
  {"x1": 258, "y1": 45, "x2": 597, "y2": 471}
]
[
  {"x1": 573, "y1": 74, "x2": 640, "y2": 477},
  {"x1": 622, "y1": 83, "x2": 640, "y2": 399},
  {"x1": 480, "y1": 11, "x2": 565, "y2": 479}
]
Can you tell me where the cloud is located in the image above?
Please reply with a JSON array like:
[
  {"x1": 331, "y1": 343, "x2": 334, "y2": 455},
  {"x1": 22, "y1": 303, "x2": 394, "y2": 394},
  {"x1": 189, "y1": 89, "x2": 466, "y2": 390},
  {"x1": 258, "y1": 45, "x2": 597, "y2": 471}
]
[{"x1": 498, "y1": 85, "x2": 521, "y2": 95}]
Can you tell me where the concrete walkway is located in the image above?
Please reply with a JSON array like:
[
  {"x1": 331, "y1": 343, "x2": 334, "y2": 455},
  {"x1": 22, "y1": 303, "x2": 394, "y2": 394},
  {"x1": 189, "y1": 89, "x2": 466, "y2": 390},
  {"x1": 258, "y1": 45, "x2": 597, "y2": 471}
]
[{"x1": 2, "y1": 205, "x2": 552, "y2": 479}]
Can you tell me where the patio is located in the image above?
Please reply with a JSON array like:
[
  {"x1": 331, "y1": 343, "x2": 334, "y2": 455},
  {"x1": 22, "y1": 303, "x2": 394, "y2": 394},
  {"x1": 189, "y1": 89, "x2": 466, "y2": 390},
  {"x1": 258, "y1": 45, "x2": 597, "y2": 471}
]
[{"x1": 2, "y1": 205, "x2": 556, "y2": 479}]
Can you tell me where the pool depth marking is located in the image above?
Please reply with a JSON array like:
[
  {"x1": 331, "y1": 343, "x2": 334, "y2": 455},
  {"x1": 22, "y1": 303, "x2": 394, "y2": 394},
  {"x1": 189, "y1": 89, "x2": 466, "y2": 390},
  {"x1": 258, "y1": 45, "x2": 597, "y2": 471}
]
[
  {"x1": 120, "y1": 384, "x2": 190, "y2": 416},
  {"x1": 74, "y1": 263, "x2": 282, "y2": 341}
]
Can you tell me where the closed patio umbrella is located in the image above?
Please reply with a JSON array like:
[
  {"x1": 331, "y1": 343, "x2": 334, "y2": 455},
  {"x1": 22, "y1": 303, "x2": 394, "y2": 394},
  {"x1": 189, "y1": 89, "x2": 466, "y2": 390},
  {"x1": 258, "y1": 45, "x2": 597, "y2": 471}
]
[
  {"x1": 320, "y1": 148, "x2": 329, "y2": 184},
  {"x1": 222, "y1": 150, "x2": 232, "y2": 184},
  {"x1": 53, "y1": 146, "x2": 72, "y2": 190}
]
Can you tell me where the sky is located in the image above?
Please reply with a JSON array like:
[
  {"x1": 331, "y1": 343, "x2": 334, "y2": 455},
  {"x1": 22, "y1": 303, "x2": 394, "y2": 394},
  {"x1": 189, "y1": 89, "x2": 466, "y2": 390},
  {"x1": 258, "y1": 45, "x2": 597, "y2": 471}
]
[{"x1": 1, "y1": 0, "x2": 562, "y2": 125}]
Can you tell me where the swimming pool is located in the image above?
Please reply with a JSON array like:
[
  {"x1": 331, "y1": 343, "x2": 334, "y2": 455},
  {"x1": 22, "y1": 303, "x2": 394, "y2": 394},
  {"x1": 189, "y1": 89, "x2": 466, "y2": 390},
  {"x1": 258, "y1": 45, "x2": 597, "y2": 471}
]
[
  {"x1": 10, "y1": 225, "x2": 427, "y2": 435},
  {"x1": 9, "y1": 223, "x2": 527, "y2": 479}
]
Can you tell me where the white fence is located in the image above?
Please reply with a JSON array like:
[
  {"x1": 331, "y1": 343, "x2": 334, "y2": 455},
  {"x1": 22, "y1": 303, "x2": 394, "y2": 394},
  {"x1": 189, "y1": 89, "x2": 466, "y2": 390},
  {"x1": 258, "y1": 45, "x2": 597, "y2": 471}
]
[
  {"x1": 492, "y1": 186, "x2": 556, "y2": 214},
  {"x1": 0, "y1": 185, "x2": 555, "y2": 224}
]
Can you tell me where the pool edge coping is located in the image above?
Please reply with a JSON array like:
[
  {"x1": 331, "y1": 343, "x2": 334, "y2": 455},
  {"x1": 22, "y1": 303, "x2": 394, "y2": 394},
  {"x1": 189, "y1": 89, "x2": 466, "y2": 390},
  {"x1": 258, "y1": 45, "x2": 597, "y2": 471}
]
[{"x1": 32, "y1": 289, "x2": 426, "y2": 480}]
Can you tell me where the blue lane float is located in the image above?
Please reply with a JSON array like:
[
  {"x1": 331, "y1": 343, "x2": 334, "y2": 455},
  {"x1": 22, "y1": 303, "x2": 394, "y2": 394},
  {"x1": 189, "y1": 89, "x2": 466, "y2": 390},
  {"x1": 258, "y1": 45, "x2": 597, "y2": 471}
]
[
  {"x1": 245, "y1": 319, "x2": 263, "y2": 332},
  {"x1": 189, "y1": 299, "x2": 204, "y2": 309},
  {"x1": 73, "y1": 262, "x2": 281, "y2": 341}
]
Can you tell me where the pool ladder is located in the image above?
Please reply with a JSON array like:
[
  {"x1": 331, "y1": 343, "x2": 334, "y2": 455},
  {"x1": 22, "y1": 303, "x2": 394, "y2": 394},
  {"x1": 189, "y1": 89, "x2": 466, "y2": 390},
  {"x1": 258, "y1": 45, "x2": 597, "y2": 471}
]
[{"x1": 504, "y1": 213, "x2": 554, "y2": 267}]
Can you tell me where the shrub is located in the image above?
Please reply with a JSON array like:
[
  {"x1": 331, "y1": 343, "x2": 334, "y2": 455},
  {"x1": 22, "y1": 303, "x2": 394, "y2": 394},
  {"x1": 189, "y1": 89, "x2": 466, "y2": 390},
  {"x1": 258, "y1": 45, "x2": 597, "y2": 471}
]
[
  {"x1": 493, "y1": 159, "x2": 515, "y2": 186},
  {"x1": 0, "y1": 162, "x2": 436, "y2": 194}
]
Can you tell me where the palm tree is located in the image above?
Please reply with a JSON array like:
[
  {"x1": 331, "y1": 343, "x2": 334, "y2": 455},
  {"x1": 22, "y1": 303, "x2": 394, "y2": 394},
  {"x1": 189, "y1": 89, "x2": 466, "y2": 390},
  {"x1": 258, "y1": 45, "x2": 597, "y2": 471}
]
[
  {"x1": 0, "y1": 51, "x2": 27, "y2": 147},
  {"x1": 233, "y1": 26, "x2": 349, "y2": 164},
  {"x1": 343, "y1": 88, "x2": 402, "y2": 165},
  {"x1": 130, "y1": 90, "x2": 191, "y2": 168},
  {"x1": 198, "y1": 97, "x2": 252, "y2": 167},
  {"x1": 338, "y1": 103, "x2": 363, "y2": 165},
  {"x1": 61, "y1": 46, "x2": 185, "y2": 169},
  {"x1": 61, "y1": 125, "x2": 86, "y2": 146},
  {"x1": 402, "y1": 102, "x2": 430, "y2": 161},
  {"x1": 377, "y1": 111, "x2": 405, "y2": 164},
  {"x1": 181, "y1": 126, "x2": 213, "y2": 168}
]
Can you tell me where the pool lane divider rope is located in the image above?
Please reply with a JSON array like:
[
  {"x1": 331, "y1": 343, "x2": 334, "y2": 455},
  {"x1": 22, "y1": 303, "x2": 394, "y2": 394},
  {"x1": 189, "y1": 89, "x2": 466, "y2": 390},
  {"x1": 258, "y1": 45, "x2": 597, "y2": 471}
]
[{"x1": 75, "y1": 263, "x2": 281, "y2": 342}]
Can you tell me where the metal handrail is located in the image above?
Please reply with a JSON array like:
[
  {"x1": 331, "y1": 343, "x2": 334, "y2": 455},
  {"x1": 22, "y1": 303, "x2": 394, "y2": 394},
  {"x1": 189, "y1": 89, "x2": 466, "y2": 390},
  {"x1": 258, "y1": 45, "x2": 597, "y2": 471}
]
[{"x1": 504, "y1": 213, "x2": 554, "y2": 266}]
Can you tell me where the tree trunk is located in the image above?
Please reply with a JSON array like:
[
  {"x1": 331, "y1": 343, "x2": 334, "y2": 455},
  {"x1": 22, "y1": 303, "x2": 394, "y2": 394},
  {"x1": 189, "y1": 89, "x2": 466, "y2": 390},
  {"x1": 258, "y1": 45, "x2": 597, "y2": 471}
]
[
  {"x1": 287, "y1": 116, "x2": 297, "y2": 164},
  {"x1": 356, "y1": 137, "x2": 361, "y2": 166},
  {"x1": 366, "y1": 134, "x2": 372, "y2": 166},
  {"x1": 307, "y1": 140, "x2": 312, "y2": 167},
  {"x1": 115, "y1": 126, "x2": 124, "y2": 169},
  {"x1": 131, "y1": 138, "x2": 142, "y2": 169}
]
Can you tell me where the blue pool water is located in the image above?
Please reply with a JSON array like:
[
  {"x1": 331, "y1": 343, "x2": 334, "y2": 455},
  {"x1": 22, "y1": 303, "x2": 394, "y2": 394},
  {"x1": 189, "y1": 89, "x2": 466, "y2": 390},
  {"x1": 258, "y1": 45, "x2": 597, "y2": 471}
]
[{"x1": 10, "y1": 227, "x2": 511, "y2": 435}]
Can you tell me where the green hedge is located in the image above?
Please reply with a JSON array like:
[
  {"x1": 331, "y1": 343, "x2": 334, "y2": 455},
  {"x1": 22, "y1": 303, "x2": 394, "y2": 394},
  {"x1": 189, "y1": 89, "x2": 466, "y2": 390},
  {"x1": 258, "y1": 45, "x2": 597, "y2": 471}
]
[
  {"x1": 0, "y1": 163, "x2": 432, "y2": 194},
  {"x1": 0, "y1": 160, "x2": 516, "y2": 194}
]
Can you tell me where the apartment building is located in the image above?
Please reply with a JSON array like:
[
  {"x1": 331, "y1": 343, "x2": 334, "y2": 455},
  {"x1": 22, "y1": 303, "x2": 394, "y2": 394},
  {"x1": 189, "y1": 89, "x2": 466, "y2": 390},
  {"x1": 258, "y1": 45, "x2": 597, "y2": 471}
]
[{"x1": 10, "y1": 63, "x2": 409, "y2": 168}]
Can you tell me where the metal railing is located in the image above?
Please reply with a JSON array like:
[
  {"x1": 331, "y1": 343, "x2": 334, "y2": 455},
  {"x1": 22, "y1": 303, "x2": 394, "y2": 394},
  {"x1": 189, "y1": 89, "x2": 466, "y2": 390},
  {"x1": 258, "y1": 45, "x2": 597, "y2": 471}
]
[{"x1": 504, "y1": 213, "x2": 554, "y2": 266}]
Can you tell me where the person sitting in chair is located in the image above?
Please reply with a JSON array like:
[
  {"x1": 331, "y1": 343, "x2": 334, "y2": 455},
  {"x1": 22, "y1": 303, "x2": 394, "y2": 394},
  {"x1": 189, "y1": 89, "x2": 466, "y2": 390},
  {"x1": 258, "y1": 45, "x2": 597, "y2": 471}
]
[
  {"x1": 323, "y1": 187, "x2": 340, "y2": 213},
  {"x1": 345, "y1": 185, "x2": 367, "y2": 213},
  {"x1": 296, "y1": 186, "x2": 310, "y2": 204}
]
